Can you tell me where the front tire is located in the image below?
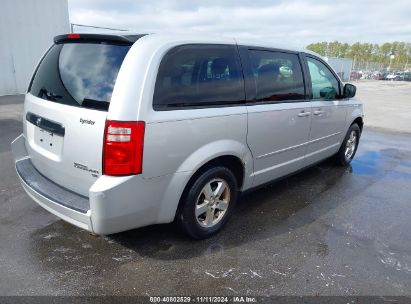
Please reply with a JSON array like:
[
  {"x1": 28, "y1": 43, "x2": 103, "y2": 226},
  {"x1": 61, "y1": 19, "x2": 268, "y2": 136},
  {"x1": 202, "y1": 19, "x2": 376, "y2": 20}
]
[
  {"x1": 178, "y1": 166, "x2": 238, "y2": 239},
  {"x1": 336, "y1": 123, "x2": 361, "y2": 166}
]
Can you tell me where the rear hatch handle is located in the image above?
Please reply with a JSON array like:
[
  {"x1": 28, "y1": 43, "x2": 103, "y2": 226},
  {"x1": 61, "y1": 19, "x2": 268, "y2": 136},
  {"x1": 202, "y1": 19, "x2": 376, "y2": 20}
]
[{"x1": 26, "y1": 112, "x2": 65, "y2": 137}]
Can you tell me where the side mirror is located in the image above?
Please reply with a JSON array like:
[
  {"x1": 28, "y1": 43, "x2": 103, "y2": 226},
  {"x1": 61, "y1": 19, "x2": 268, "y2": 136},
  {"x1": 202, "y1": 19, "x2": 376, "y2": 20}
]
[{"x1": 343, "y1": 83, "x2": 356, "y2": 99}]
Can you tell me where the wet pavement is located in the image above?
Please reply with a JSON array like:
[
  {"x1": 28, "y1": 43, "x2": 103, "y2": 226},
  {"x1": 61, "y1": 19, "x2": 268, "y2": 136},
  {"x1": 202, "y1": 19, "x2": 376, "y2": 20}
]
[{"x1": 1, "y1": 96, "x2": 411, "y2": 296}]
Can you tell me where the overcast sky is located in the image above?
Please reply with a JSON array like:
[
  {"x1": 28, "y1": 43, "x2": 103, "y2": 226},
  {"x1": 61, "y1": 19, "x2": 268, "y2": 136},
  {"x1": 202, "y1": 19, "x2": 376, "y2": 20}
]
[{"x1": 68, "y1": 0, "x2": 411, "y2": 48}]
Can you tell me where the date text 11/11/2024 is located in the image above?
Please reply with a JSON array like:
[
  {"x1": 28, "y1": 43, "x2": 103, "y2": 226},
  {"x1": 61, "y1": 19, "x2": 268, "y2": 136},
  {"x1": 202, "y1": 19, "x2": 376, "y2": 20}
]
[{"x1": 149, "y1": 296, "x2": 257, "y2": 303}]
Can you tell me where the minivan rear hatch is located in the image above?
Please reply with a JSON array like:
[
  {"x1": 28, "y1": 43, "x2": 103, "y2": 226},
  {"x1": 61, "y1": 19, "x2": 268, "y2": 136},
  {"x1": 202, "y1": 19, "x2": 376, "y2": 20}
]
[{"x1": 24, "y1": 34, "x2": 138, "y2": 197}]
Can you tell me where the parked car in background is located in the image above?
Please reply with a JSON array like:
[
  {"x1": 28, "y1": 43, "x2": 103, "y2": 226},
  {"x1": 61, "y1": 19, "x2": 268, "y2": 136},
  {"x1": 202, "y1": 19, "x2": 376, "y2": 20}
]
[
  {"x1": 350, "y1": 71, "x2": 362, "y2": 80},
  {"x1": 360, "y1": 71, "x2": 372, "y2": 80},
  {"x1": 372, "y1": 71, "x2": 384, "y2": 80},
  {"x1": 402, "y1": 72, "x2": 411, "y2": 81},
  {"x1": 11, "y1": 33, "x2": 363, "y2": 239},
  {"x1": 385, "y1": 73, "x2": 401, "y2": 81}
]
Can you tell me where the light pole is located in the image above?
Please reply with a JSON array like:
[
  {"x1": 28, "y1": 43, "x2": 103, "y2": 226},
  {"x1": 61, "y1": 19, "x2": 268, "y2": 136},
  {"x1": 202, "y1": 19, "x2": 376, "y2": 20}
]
[{"x1": 388, "y1": 54, "x2": 395, "y2": 72}]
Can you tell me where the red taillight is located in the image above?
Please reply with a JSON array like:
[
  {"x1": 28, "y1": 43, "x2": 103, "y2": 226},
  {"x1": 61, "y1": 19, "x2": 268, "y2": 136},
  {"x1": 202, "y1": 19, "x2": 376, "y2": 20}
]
[
  {"x1": 103, "y1": 121, "x2": 145, "y2": 176},
  {"x1": 67, "y1": 33, "x2": 80, "y2": 39}
]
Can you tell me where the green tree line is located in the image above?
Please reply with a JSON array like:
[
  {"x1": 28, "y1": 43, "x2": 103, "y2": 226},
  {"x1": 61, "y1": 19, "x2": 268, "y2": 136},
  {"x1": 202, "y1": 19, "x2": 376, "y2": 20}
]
[{"x1": 306, "y1": 41, "x2": 411, "y2": 70}]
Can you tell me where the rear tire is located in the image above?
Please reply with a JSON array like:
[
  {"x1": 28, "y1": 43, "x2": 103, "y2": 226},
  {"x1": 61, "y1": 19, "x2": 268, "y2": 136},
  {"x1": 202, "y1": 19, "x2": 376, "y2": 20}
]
[
  {"x1": 178, "y1": 166, "x2": 238, "y2": 239},
  {"x1": 336, "y1": 123, "x2": 361, "y2": 166}
]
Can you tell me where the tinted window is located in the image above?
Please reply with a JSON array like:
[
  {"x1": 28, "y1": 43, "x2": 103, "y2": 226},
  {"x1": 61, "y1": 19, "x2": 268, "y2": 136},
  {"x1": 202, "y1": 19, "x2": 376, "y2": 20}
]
[
  {"x1": 153, "y1": 44, "x2": 244, "y2": 109},
  {"x1": 29, "y1": 43, "x2": 130, "y2": 111},
  {"x1": 249, "y1": 50, "x2": 305, "y2": 102},
  {"x1": 307, "y1": 57, "x2": 340, "y2": 100}
]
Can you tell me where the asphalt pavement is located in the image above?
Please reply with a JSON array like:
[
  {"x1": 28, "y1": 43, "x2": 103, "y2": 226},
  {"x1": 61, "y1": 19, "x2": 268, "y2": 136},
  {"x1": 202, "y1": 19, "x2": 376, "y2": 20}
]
[{"x1": 1, "y1": 92, "x2": 411, "y2": 296}]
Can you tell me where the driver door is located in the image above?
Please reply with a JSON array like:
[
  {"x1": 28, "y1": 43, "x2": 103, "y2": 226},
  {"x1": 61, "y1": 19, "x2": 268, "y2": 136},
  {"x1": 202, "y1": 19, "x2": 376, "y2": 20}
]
[{"x1": 304, "y1": 55, "x2": 348, "y2": 165}]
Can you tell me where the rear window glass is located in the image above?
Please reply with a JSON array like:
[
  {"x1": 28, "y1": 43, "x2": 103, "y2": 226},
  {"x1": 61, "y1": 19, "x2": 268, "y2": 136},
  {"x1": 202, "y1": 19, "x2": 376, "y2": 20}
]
[
  {"x1": 153, "y1": 44, "x2": 245, "y2": 110},
  {"x1": 29, "y1": 43, "x2": 130, "y2": 111}
]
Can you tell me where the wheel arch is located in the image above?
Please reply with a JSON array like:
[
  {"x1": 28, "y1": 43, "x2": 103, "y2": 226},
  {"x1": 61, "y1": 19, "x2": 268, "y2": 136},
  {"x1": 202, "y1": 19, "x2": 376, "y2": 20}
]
[
  {"x1": 174, "y1": 154, "x2": 245, "y2": 221},
  {"x1": 155, "y1": 140, "x2": 254, "y2": 223},
  {"x1": 351, "y1": 116, "x2": 364, "y2": 133}
]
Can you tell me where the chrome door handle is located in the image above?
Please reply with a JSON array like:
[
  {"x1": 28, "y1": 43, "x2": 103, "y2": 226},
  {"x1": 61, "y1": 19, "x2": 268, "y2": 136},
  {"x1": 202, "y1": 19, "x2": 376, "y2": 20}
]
[
  {"x1": 313, "y1": 110, "x2": 324, "y2": 116},
  {"x1": 298, "y1": 111, "x2": 311, "y2": 117}
]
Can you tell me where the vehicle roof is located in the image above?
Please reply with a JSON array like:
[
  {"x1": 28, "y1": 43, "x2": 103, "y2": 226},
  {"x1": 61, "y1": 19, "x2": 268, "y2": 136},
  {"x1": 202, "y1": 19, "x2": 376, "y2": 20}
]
[
  {"x1": 146, "y1": 33, "x2": 318, "y2": 55},
  {"x1": 59, "y1": 32, "x2": 319, "y2": 56}
]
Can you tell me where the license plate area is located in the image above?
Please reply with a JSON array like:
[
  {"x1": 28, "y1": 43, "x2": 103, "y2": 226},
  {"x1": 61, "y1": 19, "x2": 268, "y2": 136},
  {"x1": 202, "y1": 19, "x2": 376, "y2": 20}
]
[{"x1": 34, "y1": 127, "x2": 64, "y2": 155}]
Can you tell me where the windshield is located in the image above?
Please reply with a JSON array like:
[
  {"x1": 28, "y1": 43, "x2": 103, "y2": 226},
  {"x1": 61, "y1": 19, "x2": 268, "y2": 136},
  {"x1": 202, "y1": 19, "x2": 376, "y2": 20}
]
[{"x1": 29, "y1": 43, "x2": 130, "y2": 111}]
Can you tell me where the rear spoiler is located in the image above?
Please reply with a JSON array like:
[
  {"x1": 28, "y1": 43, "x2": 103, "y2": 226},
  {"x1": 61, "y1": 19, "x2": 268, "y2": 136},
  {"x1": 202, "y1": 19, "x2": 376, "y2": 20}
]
[{"x1": 54, "y1": 33, "x2": 147, "y2": 45}]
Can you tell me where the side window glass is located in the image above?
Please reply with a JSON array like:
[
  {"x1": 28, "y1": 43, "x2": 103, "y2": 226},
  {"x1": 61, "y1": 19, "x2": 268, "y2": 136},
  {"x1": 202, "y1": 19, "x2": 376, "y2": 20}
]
[
  {"x1": 307, "y1": 57, "x2": 340, "y2": 100},
  {"x1": 249, "y1": 50, "x2": 305, "y2": 102},
  {"x1": 153, "y1": 44, "x2": 245, "y2": 109}
]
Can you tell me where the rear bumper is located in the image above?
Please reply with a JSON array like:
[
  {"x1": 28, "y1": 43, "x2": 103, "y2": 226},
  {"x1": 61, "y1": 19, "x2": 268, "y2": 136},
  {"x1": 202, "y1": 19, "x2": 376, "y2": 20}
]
[
  {"x1": 12, "y1": 134, "x2": 93, "y2": 231},
  {"x1": 11, "y1": 134, "x2": 189, "y2": 235}
]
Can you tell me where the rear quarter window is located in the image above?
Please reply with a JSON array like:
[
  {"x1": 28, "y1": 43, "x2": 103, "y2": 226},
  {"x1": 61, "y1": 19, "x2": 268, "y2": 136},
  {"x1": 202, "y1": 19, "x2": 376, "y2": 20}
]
[
  {"x1": 29, "y1": 43, "x2": 130, "y2": 111},
  {"x1": 153, "y1": 44, "x2": 245, "y2": 110}
]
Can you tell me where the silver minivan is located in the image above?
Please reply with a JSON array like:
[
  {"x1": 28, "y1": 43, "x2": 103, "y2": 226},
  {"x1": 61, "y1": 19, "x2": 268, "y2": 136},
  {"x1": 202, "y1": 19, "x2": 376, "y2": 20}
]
[{"x1": 11, "y1": 33, "x2": 363, "y2": 239}]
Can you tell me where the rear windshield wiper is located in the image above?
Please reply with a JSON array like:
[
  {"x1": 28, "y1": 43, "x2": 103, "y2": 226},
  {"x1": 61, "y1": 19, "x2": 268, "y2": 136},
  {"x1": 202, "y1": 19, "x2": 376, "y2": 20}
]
[
  {"x1": 82, "y1": 98, "x2": 110, "y2": 111},
  {"x1": 38, "y1": 87, "x2": 62, "y2": 101}
]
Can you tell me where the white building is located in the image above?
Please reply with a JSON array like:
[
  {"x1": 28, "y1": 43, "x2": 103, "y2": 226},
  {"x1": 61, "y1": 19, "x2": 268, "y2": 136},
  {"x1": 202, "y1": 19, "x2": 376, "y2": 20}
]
[
  {"x1": 325, "y1": 57, "x2": 353, "y2": 82},
  {"x1": 0, "y1": 0, "x2": 70, "y2": 96}
]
